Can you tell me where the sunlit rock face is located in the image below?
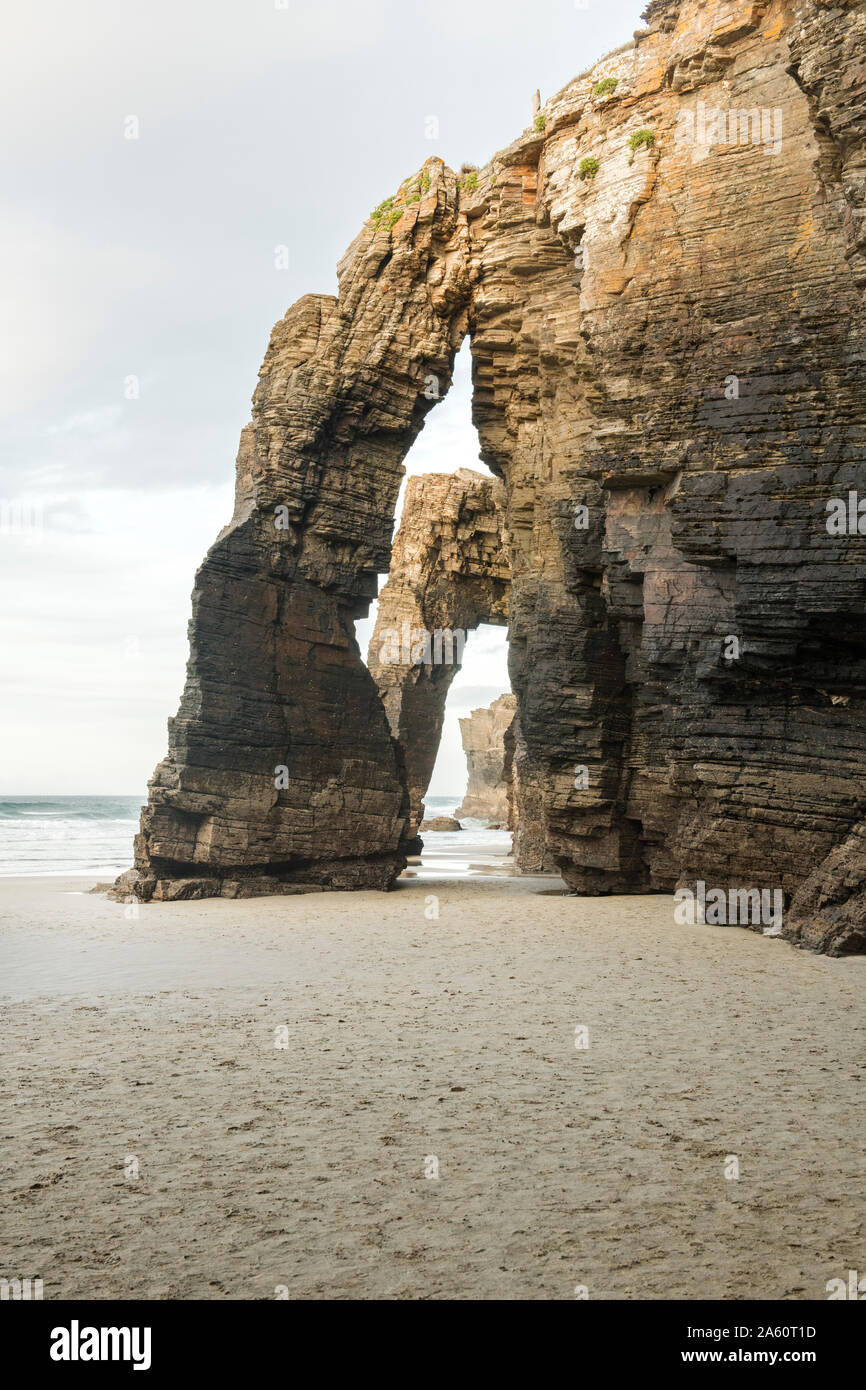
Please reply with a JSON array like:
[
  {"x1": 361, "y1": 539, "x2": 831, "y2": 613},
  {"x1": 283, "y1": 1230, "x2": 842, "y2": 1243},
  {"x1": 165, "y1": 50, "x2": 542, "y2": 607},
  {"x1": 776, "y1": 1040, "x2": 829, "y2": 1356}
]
[
  {"x1": 455, "y1": 696, "x2": 517, "y2": 823},
  {"x1": 368, "y1": 469, "x2": 509, "y2": 841},
  {"x1": 122, "y1": 0, "x2": 866, "y2": 951}
]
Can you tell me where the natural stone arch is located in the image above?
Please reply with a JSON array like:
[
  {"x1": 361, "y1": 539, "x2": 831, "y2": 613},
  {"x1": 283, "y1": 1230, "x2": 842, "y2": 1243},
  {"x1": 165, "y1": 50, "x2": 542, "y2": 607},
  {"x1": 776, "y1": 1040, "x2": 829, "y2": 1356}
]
[
  {"x1": 367, "y1": 466, "x2": 557, "y2": 869},
  {"x1": 118, "y1": 0, "x2": 866, "y2": 952},
  {"x1": 367, "y1": 469, "x2": 509, "y2": 840},
  {"x1": 123, "y1": 160, "x2": 473, "y2": 900}
]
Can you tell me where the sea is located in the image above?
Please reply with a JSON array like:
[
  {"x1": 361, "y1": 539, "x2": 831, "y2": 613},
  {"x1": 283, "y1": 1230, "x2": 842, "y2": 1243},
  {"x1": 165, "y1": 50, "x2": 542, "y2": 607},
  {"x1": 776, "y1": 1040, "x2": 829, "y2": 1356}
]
[
  {"x1": 413, "y1": 796, "x2": 513, "y2": 878},
  {"x1": 0, "y1": 796, "x2": 143, "y2": 877},
  {"x1": 0, "y1": 794, "x2": 512, "y2": 878}
]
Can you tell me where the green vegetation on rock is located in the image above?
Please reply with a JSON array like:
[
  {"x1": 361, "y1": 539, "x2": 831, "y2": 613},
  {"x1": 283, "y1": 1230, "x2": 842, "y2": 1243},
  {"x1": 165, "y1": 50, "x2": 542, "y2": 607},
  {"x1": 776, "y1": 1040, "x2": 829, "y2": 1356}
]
[
  {"x1": 370, "y1": 195, "x2": 395, "y2": 225},
  {"x1": 628, "y1": 128, "x2": 655, "y2": 152},
  {"x1": 370, "y1": 195, "x2": 405, "y2": 230},
  {"x1": 579, "y1": 155, "x2": 599, "y2": 180}
]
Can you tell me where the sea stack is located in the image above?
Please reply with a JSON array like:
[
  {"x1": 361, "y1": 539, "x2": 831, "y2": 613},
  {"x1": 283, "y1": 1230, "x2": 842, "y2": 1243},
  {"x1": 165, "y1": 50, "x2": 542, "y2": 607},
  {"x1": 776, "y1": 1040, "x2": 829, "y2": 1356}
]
[{"x1": 455, "y1": 695, "x2": 517, "y2": 823}]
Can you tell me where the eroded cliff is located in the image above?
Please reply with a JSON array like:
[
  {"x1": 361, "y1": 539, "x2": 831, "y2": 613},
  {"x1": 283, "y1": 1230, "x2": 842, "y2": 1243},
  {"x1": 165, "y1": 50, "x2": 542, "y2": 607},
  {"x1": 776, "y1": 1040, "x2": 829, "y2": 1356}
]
[{"x1": 122, "y1": 0, "x2": 866, "y2": 952}]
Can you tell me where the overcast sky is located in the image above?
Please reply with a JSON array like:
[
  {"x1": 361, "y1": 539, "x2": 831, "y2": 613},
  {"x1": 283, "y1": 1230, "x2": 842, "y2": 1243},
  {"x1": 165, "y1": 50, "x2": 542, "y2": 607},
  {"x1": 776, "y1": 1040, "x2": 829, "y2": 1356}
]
[{"x1": 1, "y1": 0, "x2": 638, "y2": 796}]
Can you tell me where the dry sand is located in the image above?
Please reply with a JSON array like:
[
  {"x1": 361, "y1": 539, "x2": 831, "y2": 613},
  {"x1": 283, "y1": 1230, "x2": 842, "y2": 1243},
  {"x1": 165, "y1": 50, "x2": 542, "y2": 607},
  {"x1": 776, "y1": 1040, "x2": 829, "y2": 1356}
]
[{"x1": 1, "y1": 872, "x2": 864, "y2": 1301}]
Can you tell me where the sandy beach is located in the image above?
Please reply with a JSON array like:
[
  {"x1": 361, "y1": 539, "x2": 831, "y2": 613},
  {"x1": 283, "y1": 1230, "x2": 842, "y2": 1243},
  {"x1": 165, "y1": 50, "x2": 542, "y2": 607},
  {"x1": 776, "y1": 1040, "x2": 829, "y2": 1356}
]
[{"x1": 1, "y1": 870, "x2": 863, "y2": 1302}]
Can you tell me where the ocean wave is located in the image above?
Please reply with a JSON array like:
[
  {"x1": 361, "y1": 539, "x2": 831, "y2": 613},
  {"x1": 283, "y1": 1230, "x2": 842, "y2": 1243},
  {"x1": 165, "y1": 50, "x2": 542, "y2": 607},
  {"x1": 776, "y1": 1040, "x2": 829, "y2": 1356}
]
[
  {"x1": 0, "y1": 797, "x2": 141, "y2": 874},
  {"x1": 0, "y1": 797, "x2": 143, "y2": 821}
]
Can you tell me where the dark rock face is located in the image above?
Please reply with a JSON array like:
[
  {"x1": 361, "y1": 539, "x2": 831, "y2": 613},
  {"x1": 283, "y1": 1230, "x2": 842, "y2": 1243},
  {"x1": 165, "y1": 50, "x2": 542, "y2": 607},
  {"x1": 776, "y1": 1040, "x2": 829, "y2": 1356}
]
[
  {"x1": 123, "y1": 166, "x2": 471, "y2": 901},
  {"x1": 465, "y1": 0, "x2": 866, "y2": 950},
  {"x1": 505, "y1": 711, "x2": 559, "y2": 875},
  {"x1": 122, "y1": 0, "x2": 866, "y2": 953}
]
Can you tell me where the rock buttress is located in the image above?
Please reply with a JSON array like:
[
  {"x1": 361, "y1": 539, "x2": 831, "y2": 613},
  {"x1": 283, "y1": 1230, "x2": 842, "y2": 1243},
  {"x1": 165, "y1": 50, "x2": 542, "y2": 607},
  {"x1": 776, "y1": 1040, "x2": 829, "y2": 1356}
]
[{"x1": 126, "y1": 161, "x2": 471, "y2": 900}]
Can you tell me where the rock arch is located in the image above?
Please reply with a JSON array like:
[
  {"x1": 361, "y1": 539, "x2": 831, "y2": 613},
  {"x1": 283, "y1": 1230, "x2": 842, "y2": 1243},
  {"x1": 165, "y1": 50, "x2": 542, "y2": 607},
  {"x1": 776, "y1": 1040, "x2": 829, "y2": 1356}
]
[
  {"x1": 125, "y1": 159, "x2": 473, "y2": 900},
  {"x1": 120, "y1": 0, "x2": 866, "y2": 952},
  {"x1": 367, "y1": 468, "x2": 509, "y2": 840}
]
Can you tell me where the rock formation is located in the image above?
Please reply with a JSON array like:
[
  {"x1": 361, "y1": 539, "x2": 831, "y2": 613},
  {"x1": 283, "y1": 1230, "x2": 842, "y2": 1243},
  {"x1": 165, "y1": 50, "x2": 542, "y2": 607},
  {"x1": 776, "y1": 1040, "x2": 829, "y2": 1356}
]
[
  {"x1": 367, "y1": 469, "x2": 509, "y2": 838},
  {"x1": 455, "y1": 694, "x2": 517, "y2": 822},
  {"x1": 785, "y1": 825, "x2": 866, "y2": 955},
  {"x1": 122, "y1": 0, "x2": 866, "y2": 953},
  {"x1": 122, "y1": 172, "x2": 472, "y2": 900},
  {"x1": 503, "y1": 710, "x2": 559, "y2": 874}
]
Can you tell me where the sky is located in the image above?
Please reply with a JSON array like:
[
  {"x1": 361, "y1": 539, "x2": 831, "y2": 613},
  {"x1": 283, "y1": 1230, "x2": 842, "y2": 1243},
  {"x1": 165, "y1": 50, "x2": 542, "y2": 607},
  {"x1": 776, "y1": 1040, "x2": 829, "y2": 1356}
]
[{"x1": 1, "y1": 0, "x2": 640, "y2": 795}]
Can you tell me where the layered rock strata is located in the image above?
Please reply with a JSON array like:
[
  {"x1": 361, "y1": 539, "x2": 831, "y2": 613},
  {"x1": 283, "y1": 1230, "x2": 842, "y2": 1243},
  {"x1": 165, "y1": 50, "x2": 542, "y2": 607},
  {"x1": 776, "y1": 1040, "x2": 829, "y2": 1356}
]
[
  {"x1": 455, "y1": 694, "x2": 517, "y2": 822},
  {"x1": 467, "y1": 0, "x2": 866, "y2": 949},
  {"x1": 504, "y1": 711, "x2": 559, "y2": 874},
  {"x1": 367, "y1": 469, "x2": 509, "y2": 838},
  {"x1": 124, "y1": 167, "x2": 471, "y2": 900},
  {"x1": 123, "y1": 0, "x2": 866, "y2": 952}
]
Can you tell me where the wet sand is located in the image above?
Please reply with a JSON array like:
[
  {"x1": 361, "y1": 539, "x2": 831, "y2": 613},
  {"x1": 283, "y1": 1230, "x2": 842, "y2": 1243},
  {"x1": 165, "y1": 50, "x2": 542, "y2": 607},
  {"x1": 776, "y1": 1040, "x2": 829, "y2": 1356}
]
[{"x1": 1, "y1": 871, "x2": 864, "y2": 1300}]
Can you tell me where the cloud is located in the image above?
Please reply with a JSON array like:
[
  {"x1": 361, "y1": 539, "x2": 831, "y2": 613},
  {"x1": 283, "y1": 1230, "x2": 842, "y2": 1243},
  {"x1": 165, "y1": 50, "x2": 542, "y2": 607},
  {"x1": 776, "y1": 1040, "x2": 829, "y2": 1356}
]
[
  {"x1": 0, "y1": 0, "x2": 638, "y2": 791},
  {"x1": 0, "y1": 485, "x2": 232, "y2": 793},
  {"x1": 0, "y1": 215, "x2": 164, "y2": 423},
  {"x1": 447, "y1": 685, "x2": 510, "y2": 712}
]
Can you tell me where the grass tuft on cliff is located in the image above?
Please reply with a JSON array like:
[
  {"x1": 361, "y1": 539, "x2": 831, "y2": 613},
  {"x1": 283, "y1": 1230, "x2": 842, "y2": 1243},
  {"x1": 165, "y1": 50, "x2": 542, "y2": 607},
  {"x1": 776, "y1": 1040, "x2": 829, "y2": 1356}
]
[
  {"x1": 370, "y1": 195, "x2": 395, "y2": 224},
  {"x1": 579, "y1": 155, "x2": 599, "y2": 180},
  {"x1": 370, "y1": 195, "x2": 404, "y2": 230},
  {"x1": 592, "y1": 77, "x2": 618, "y2": 97},
  {"x1": 628, "y1": 128, "x2": 655, "y2": 152},
  {"x1": 534, "y1": 114, "x2": 546, "y2": 132}
]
